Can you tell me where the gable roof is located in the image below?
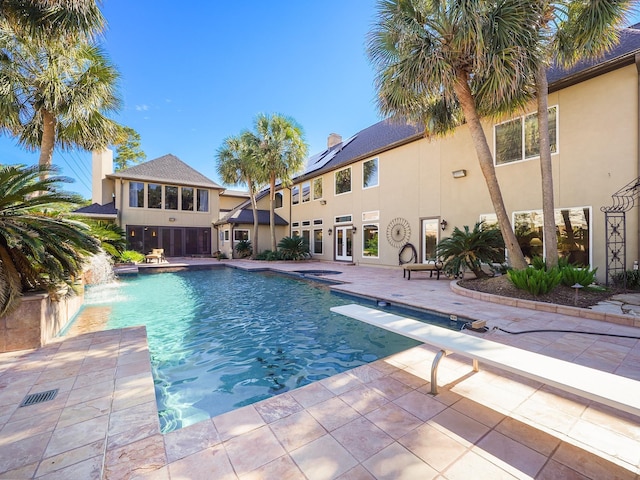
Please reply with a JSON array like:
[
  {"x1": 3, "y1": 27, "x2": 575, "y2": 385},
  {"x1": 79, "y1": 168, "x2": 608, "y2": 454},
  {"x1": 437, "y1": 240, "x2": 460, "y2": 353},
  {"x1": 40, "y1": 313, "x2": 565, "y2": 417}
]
[
  {"x1": 291, "y1": 24, "x2": 640, "y2": 184},
  {"x1": 109, "y1": 154, "x2": 222, "y2": 189},
  {"x1": 215, "y1": 208, "x2": 288, "y2": 226},
  {"x1": 72, "y1": 202, "x2": 118, "y2": 218}
]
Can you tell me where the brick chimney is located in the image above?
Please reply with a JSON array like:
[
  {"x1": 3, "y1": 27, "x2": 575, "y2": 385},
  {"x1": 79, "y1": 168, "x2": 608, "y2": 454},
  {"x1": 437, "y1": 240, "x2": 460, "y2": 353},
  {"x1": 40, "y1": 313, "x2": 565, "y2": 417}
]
[{"x1": 327, "y1": 133, "x2": 342, "y2": 148}]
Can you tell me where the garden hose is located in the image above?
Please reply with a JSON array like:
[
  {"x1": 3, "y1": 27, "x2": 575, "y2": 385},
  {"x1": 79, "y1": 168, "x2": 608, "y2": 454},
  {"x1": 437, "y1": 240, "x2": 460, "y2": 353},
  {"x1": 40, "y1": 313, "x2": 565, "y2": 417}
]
[{"x1": 490, "y1": 326, "x2": 640, "y2": 340}]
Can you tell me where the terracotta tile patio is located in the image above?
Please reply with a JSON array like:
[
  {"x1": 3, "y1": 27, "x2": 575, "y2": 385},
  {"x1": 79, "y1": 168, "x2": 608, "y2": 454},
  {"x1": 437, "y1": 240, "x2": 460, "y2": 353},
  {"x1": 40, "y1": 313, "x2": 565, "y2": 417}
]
[{"x1": 0, "y1": 259, "x2": 639, "y2": 479}]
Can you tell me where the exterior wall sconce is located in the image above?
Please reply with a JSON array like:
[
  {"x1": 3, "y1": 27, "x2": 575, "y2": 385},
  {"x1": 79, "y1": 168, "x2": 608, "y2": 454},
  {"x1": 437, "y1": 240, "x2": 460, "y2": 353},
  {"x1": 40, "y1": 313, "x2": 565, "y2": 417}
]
[
  {"x1": 328, "y1": 228, "x2": 333, "y2": 235},
  {"x1": 169, "y1": 217, "x2": 176, "y2": 222},
  {"x1": 130, "y1": 230, "x2": 135, "y2": 237},
  {"x1": 452, "y1": 169, "x2": 467, "y2": 178},
  {"x1": 320, "y1": 200, "x2": 327, "y2": 205},
  {"x1": 440, "y1": 219, "x2": 448, "y2": 231},
  {"x1": 352, "y1": 226, "x2": 357, "y2": 234}
]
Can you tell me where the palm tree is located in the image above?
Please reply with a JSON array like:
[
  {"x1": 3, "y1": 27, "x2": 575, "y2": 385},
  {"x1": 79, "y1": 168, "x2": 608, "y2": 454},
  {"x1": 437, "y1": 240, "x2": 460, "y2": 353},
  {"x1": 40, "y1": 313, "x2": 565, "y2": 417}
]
[
  {"x1": 254, "y1": 113, "x2": 308, "y2": 251},
  {"x1": 368, "y1": 0, "x2": 544, "y2": 270},
  {"x1": 0, "y1": 0, "x2": 104, "y2": 39},
  {"x1": 436, "y1": 222, "x2": 505, "y2": 279},
  {"x1": 0, "y1": 22, "x2": 122, "y2": 177},
  {"x1": 0, "y1": 164, "x2": 100, "y2": 316},
  {"x1": 533, "y1": 1, "x2": 633, "y2": 268},
  {"x1": 216, "y1": 131, "x2": 265, "y2": 259}
]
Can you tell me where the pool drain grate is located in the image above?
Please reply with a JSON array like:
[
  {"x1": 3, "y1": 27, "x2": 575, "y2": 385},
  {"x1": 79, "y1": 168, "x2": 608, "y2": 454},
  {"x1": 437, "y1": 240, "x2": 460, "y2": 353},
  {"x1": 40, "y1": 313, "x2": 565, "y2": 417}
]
[{"x1": 19, "y1": 389, "x2": 58, "y2": 407}]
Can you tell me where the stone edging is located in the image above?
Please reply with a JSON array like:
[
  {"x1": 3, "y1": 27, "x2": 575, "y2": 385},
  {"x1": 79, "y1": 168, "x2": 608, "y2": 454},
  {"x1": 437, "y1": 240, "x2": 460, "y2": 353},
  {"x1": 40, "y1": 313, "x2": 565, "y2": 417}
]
[{"x1": 450, "y1": 280, "x2": 640, "y2": 328}]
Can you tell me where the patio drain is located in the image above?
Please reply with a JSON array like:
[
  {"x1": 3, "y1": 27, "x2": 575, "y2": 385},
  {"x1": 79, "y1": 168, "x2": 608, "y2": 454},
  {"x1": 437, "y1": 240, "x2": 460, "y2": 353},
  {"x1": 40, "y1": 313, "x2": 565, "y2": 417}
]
[{"x1": 19, "y1": 389, "x2": 58, "y2": 407}]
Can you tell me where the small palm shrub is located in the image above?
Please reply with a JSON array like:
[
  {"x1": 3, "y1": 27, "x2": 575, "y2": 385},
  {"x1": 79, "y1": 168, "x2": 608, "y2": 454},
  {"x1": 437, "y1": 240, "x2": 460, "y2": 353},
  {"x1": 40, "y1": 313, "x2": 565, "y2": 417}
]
[
  {"x1": 0, "y1": 164, "x2": 100, "y2": 315},
  {"x1": 560, "y1": 265, "x2": 597, "y2": 287},
  {"x1": 119, "y1": 250, "x2": 145, "y2": 263},
  {"x1": 612, "y1": 269, "x2": 640, "y2": 289},
  {"x1": 507, "y1": 267, "x2": 562, "y2": 295},
  {"x1": 435, "y1": 222, "x2": 505, "y2": 278},
  {"x1": 84, "y1": 220, "x2": 126, "y2": 259},
  {"x1": 256, "y1": 250, "x2": 281, "y2": 261},
  {"x1": 235, "y1": 240, "x2": 252, "y2": 258},
  {"x1": 278, "y1": 236, "x2": 310, "y2": 261}
]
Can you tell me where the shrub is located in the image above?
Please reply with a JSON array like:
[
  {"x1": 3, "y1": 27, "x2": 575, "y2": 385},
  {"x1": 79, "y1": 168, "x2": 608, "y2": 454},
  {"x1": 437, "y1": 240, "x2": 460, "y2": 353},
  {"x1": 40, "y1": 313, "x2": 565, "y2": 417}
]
[
  {"x1": 278, "y1": 236, "x2": 310, "y2": 261},
  {"x1": 256, "y1": 250, "x2": 281, "y2": 261},
  {"x1": 435, "y1": 222, "x2": 505, "y2": 278},
  {"x1": 217, "y1": 252, "x2": 228, "y2": 260},
  {"x1": 507, "y1": 267, "x2": 562, "y2": 295},
  {"x1": 612, "y1": 269, "x2": 640, "y2": 289},
  {"x1": 235, "y1": 240, "x2": 252, "y2": 258},
  {"x1": 119, "y1": 250, "x2": 145, "y2": 264},
  {"x1": 560, "y1": 265, "x2": 597, "y2": 287}
]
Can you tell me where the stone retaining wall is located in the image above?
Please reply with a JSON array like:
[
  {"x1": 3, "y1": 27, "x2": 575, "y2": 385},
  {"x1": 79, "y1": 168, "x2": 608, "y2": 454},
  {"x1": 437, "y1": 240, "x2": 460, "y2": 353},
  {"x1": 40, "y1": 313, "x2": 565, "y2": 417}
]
[{"x1": 0, "y1": 291, "x2": 84, "y2": 353}]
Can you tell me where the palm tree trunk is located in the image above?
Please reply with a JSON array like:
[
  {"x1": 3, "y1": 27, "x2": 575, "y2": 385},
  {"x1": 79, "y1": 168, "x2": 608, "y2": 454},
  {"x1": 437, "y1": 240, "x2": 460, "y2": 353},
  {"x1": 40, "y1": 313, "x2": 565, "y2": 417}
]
[
  {"x1": 248, "y1": 180, "x2": 259, "y2": 260},
  {"x1": 536, "y1": 64, "x2": 559, "y2": 268},
  {"x1": 38, "y1": 109, "x2": 56, "y2": 180},
  {"x1": 269, "y1": 173, "x2": 277, "y2": 252},
  {"x1": 453, "y1": 71, "x2": 528, "y2": 270}
]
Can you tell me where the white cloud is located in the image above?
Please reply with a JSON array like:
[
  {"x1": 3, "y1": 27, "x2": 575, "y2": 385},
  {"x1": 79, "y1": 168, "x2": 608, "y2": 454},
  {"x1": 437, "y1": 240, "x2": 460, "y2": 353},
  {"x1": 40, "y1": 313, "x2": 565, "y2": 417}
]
[{"x1": 135, "y1": 104, "x2": 149, "y2": 111}]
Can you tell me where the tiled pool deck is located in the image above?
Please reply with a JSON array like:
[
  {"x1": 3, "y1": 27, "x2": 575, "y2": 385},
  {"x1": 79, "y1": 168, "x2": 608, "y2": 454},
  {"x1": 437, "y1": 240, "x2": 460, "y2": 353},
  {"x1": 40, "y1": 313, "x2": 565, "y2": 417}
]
[{"x1": 1, "y1": 259, "x2": 639, "y2": 479}]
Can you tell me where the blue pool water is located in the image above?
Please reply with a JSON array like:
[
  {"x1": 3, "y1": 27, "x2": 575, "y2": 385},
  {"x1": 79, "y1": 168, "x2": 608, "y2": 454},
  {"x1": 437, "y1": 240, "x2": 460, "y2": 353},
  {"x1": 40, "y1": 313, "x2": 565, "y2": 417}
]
[{"x1": 80, "y1": 268, "x2": 458, "y2": 433}]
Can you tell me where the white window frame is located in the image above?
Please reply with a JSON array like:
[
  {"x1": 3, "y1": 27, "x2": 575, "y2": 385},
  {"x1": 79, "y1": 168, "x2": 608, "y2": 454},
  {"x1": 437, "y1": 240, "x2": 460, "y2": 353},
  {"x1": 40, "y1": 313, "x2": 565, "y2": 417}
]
[
  {"x1": 233, "y1": 229, "x2": 250, "y2": 243},
  {"x1": 362, "y1": 223, "x2": 379, "y2": 258},
  {"x1": 302, "y1": 181, "x2": 311, "y2": 203},
  {"x1": 292, "y1": 185, "x2": 300, "y2": 205},
  {"x1": 334, "y1": 167, "x2": 352, "y2": 196},
  {"x1": 334, "y1": 214, "x2": 353, "y2": 225},
  {"x1": 362, "y1": 157, "x2": 379, "y2": 189},
  {"x1": 313, "y1": 177, "x2": 323, "y2": 200},
  {"x1": 362, "y1": 210, "x2": 380, "y2": 222},
  {"x1": 494, "y1": 105, "x2": 559, "y2": 166},
  {"x1": 313, "y1": 228, "x2": 323, "y2": 255}
]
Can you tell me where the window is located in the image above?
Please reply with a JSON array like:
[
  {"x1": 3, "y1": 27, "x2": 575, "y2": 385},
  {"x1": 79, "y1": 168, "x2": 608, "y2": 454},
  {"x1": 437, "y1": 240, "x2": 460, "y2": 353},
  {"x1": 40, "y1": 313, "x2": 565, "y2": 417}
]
[
  {"x1": 313, "y1": 229, "x2": 323, "y2": 254},
  {"x1": 313, "y1": 219, "x2": 323, "y2": 225},
  {"x1": 363, "y1": 158, "x2": 379, "y2": 188},
  {"x1": 275, "y1": 192, "x2": 283, "y2": 208},
  {"x1": 313, "y1": 178, "x2": 323, "y2": 200},
  {"x1": 335, "y1": 214, "x2": 352, "y2": 224},
  {"x1": 302, "y1": 230, "x2": 310, "y2": 249},
  {"x1": 302, "y1": 181, "x2": 310, "y2": 203},
  {"x1": 129, "y1": 182, "x2": 144, "y2": 208},
  {"x1": 148, "y1": 183, "x2": 162, "y2": 209},
  {"x1": 181, "y1": 187, "x2": 194, "y2": 211},
  {"x1": 197, "y1": 189, "x2": 209, "y2": 212},
  {"x1": 335, "y1": 167, "x2": 351, "y2": 195},
  {"x1": 363, "y1": 224, "x2": 379, "y2": 257},
  {"x1": 224, "y1": 230, "x2": 230, "y2": 241},
  {"x1": 292, "y1": 222, "x2": 300, "y2": 227},
  {"x1": 513, "y1": 207, "x2": 590, "y2": 266},
  {"x1": 292, "y1": 185, "x2": 300, "y2": 205},
  {"x1": 165, "y1": 186, "x2": 178, "y2": 210},
  {"x1": 234, "y1": 229, "x2": 249, "y2": 242},
  {"x1": 302, "y1": 220, "x2": 311, "y2": 226},
  {"x1": 495, "y1": 106, "x2": 557, "y2": 165}
]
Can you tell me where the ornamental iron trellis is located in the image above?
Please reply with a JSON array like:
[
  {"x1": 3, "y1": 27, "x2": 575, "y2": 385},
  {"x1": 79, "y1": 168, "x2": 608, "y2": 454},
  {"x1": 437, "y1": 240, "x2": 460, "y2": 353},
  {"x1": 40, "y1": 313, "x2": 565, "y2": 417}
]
[{"x1": 601, "y1": 177, "x2": 640, "y2": 286}]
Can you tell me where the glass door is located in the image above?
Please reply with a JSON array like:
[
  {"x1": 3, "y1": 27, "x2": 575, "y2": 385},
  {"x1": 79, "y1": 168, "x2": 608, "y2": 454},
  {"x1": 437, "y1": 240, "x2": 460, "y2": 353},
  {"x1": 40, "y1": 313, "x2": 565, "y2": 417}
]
[
  {"x1": 421, "y1": 219, "x2": 439, "y2": 262},
  {"x1": 335, "y1": 226, "x2": 353, "y2": 262}
]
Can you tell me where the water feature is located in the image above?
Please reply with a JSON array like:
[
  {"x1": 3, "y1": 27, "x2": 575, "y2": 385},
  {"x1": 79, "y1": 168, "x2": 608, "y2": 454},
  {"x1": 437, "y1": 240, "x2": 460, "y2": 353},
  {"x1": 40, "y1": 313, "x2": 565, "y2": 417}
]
[{"x1": 83, "y1": 250, "x2": 116, "y2": 285}]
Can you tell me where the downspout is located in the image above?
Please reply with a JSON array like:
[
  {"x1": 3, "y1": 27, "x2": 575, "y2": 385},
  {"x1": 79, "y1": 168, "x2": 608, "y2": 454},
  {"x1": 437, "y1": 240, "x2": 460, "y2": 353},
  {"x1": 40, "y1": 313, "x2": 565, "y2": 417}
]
[
  {"x1": 119, "y1": 179, "x2": 124, "y2": 228},
  {"x1": 636, "y1": 53, "x2": 640, "y2": 264}
]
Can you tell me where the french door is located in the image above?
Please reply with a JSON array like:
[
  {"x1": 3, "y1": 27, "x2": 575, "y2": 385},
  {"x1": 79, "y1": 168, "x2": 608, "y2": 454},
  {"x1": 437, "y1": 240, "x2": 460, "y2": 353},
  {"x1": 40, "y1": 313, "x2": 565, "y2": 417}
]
[{"x1": 335, "y1": 226, "x2": 353, "y2": 261}]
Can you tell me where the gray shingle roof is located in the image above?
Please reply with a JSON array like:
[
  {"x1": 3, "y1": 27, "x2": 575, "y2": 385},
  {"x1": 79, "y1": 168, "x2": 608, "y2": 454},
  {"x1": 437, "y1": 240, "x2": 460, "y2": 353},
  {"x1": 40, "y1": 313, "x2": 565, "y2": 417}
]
[
  {"x1": 73, "y1": 202, "x2": 118, "y2": 217},
  {"x1": 215, "y1": 208, "x2": 288, "y2": 226},
  {"x1": 293, "y1": 24, "x2": 640, "y2": 183},
  {"x1": 548, "y1": 24, "x2": 640, "y2": 87},
  {"x1": 109, "y1": 154, "x2": 222, "y2": 189}
]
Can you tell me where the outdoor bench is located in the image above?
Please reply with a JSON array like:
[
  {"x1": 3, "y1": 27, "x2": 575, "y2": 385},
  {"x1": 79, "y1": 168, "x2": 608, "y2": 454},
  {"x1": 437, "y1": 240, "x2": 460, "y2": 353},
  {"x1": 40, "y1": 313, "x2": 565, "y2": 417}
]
[
  {"x1": 330, "y1": 304, "x2": 640, "y2": 418},
  {"x1": 403, "y1": 261, "x2": 443, "y2": 280}
]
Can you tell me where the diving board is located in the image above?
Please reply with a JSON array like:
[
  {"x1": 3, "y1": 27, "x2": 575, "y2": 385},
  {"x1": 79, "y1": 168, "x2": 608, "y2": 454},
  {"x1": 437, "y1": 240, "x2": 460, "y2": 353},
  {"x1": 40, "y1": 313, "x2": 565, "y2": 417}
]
[{"x1": 331, "y1": 304, "x2": 640, "y2": 418}]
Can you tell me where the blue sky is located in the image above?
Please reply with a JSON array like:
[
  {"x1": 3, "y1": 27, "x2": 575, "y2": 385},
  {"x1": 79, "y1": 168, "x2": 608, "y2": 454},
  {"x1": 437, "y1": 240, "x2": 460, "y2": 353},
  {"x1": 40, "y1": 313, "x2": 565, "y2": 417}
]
[
  {"x1": 0, "y1": 2, "x2": 638, "y2": 200},
  {"x1": 0, "y1": 0, "x2": 381, "y2": 199}
]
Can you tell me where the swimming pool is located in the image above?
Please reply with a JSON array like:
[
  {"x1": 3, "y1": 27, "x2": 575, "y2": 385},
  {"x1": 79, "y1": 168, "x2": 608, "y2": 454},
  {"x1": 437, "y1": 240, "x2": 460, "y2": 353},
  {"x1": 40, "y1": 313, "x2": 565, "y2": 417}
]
[{"x1": 78, "y1": 268, "x2": 460, "y2": 433}]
